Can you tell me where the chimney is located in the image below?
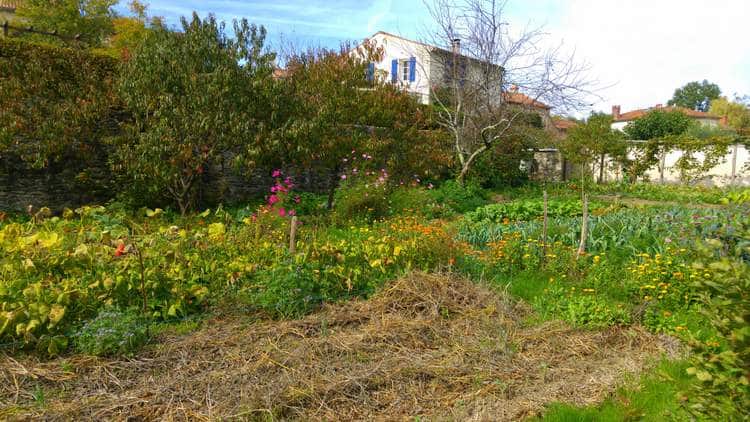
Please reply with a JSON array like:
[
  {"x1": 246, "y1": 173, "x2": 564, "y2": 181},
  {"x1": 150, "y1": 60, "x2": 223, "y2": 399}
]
[
  {"x1": 451, "y1": 38, "x2": 460, "y2": 55},
  {"x1": 612, "y1": 105, "x2": 621, "y2": 119}
]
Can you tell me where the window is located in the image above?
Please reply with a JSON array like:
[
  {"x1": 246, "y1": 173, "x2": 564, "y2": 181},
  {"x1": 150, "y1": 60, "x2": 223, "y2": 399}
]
[{"x1": 401, "y1": 60, "x2": 410, "y2": 82}]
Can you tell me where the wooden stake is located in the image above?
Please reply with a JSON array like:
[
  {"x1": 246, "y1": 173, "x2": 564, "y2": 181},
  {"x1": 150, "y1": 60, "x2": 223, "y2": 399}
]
[
  {"x1": 577, "y1": 194, "x2": 588, "y2": 258},
  {"x1": 289, "y1": 216, "x2": 298, "y2": 254},
  {"x1": 542, "y1": 190, "x2": 548, "y2": 263}
]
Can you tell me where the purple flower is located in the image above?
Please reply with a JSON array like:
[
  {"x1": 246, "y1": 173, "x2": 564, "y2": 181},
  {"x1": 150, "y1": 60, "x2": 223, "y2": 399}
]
[{"x1": 272, "y1": 170, "x2": 282, "y2": 178}]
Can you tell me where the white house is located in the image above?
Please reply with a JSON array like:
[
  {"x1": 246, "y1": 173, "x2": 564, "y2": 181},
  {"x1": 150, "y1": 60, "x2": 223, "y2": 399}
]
[{"x1": 361, "y1": 31, "x2": 514, "y2": 107}]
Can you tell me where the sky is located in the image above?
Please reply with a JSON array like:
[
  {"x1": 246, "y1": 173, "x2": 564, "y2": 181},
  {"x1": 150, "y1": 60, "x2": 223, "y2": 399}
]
[{"x1": 119, "y1": 0, "x2": 750, "y2": 116}]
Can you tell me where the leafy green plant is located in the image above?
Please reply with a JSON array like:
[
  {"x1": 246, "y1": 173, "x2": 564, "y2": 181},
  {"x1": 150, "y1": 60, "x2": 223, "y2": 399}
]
[
  {"x1": 429, "y1": 180, "x2": 490, "y2": 214},
  {"x1": 73, "y1": 308, "x2": 149, "y2": 356},
  {"x1": 685, "y1": 228, "x2": 750, "y2": 419}
]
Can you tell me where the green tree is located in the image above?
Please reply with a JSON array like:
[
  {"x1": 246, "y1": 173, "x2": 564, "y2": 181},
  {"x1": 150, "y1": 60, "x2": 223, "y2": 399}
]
[
  {"x1": 107, "y1": 1, "x2": 163, "y2": 58},
  {"x1": 558, "y1": 112, "x2": 625, "y2": 184},
  {"x1": 263, "y1": 43, "x2": 441, "y2": 209},
  {"x1": 624, "y1": 109, "x2": 695, "y2": 140},
  {"x1": 16, "y1": 0, "x2": 118, "y2": 47},
  {"x1": 668, "y1": 80, "x2": 722, "y2": 112},
  {"x1": 114, "y1": 13, "x2": 275, "y2": 214},
  {"x1": 710, "y1": 96, "x2": 750, "y2": 139}
]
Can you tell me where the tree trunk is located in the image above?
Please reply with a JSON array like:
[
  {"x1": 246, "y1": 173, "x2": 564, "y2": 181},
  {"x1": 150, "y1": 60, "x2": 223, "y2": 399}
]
[{"x1": 598, "y1": 154, "x2": 605, "y2": 184}]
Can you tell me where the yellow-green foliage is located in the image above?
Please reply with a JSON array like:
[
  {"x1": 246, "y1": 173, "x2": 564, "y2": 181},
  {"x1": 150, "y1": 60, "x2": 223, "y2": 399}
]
[{"x1": 0, "y1": 207, "x2": 456, "y2": 352}]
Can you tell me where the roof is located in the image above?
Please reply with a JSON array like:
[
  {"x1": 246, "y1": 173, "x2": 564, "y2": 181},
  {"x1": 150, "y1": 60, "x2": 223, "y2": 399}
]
[
  {"x1": 0, "y1": 0, "x2": 21, "y2": 11},
  {"x1": 505, "y1": 91, "x2": 550, "y2": 110},
  {"x1": 369, "y1": 31, "x2": 500, "y2": 68},
  {"x1": 614, "y1": 106, "x2": 720, "y2": 122},
  {"x1": 553, "y1": 119, "x2": 577, "y2": 130}
]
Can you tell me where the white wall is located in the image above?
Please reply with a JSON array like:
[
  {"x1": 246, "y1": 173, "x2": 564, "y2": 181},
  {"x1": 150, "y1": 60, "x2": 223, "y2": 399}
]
[{"x1": 367, "y1": 33, "x2": 432, "y2": 104}]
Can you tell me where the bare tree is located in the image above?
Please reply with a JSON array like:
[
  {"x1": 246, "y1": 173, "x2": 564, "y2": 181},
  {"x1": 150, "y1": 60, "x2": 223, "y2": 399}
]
[{"x1": 423, "y1": 0, "x2": 596, "y2": 183}]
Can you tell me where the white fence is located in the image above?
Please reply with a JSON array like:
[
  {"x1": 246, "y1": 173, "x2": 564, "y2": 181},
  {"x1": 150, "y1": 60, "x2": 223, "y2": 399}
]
[{"x1": 532, "y1": 143, "x2": 750, "y2": 186}]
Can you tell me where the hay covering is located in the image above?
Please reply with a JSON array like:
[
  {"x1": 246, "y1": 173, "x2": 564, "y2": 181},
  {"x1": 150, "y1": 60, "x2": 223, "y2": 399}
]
[{"x1": 1, "y1": 273, "x2": 673, "y2": 421}]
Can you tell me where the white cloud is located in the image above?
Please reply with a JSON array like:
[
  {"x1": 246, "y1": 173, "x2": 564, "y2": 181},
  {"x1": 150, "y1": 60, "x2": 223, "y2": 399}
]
[{"x1": 544, "y1": 0, "x2": 750, "y2": 115}]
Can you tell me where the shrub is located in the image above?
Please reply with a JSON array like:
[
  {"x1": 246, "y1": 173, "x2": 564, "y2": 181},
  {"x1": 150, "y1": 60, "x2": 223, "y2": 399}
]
[
  {"x1": 686, "y1": 232, "x2": 750, "y2": 418},
  {"x1": 387, "y1": 187, "x2": 449, "y2": 219},
  {"x1": 333, "y1": 178, "x2": 390, "y2": 222},
  {"x1": 74, "y1": 308, "x2": 149, "y2": 357},
  {"x1": 429, "y1": 180, "x2": 489, "y2": 214}
]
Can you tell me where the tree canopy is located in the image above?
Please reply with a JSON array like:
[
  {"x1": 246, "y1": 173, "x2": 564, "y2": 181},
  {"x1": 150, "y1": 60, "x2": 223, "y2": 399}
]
[
  {"x1": 710, "y1": 96, "x2": 750, "y2": 139},
  {"x1": 667, "y1": 80, "x2": 722, "y2": 112},
  {"x1": 114, "y1": 13, "x2": 275, "y2": 214},
  {"x1": 624, "y1": 109, "x2": 695, "y2": 140},
  {"x1": 16, "y1": 0, "x2": 118, "y2": 47}
]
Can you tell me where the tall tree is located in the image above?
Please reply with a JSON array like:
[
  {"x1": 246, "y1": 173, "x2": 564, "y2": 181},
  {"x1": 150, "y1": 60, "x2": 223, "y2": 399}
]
[
  {"x1": 624, "y1": 109, "x2": 695, "y2": 140},
  {"x1": 710, "y1": 96, "x2": 750, "y2": 139},
  {"x1": 16, "y1": 0, "x2": 118, "y2": 47},
  {"x1": 557, "y1": 113, "x2": 625, "y2": 184},
  {"x1": 114, "y1": 13, "x2": 275, "y2": 214},
  {"x1": 668, "y1": 80, "x2": 722, "y2": 112},
  {"x1": 424, "y1": 0, "x2": 595, "y2": 184},
  {"x1": 108, "y1": 1, "x2": 163, "y2": 58},
  {"x1": 262, "y1": 43, "x2": 444, "y2": 209}
]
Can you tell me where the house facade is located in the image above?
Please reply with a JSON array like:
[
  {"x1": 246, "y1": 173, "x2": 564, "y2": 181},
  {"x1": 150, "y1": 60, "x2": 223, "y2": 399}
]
[
  {"x1": 0, "y1": 0, "x2": 20, "y2": 24},
  {"x1": 363, "y1": 31, "x2": 512, "y2": 107}
]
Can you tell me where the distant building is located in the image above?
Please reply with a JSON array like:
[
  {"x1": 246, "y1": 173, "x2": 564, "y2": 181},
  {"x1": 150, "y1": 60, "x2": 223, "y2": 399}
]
[
  {"x1": 610, "y1": 104, "x2": 721, "y2": 132},
  {"x1": 0, "y1": 0, "x2": 21, "y2": 24}
]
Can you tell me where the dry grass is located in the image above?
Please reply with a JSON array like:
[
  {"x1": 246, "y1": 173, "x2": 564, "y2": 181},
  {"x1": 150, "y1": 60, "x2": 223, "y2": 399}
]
[{"x1": 1, "y1": 272, "x2": 675, "y2": 421}]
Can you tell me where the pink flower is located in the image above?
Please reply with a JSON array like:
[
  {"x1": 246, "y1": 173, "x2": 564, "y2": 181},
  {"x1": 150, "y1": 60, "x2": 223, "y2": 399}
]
[
  {"x1": 341, "y1": 174, "x2": 347, "y2": 180},
  {"x1": 268, "y1": 194, "x2": 280, "y2": 205},
  {"x1": 428, "y1": 183, "x2": 434, "y2": 189},
  {"x1": 271, "y1": 186, "x2": 279, "y2": 193},
  {"x1": 272, "y1": 170, "x2": 282, "y2": 178},
  {"x1": 294, "y1": 196, "x2": 301, "y2": 203},
  {"x1": 278, "y1": 208, "x2": 287, "y2": 217},
  {"x1": 288, "y1": 209, "x2": 296, "y2": 216}
]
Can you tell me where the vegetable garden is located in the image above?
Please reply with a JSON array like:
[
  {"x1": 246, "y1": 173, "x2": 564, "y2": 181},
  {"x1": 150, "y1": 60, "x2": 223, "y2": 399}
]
[{"x1": 1, "y1": 181, "x2": 749, "y2": 420}]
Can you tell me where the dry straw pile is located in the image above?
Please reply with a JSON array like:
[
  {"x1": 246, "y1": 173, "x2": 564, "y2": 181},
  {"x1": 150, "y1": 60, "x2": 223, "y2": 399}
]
[{"x1": 1, "y1": 272, "x2": 673, "y2": 421}]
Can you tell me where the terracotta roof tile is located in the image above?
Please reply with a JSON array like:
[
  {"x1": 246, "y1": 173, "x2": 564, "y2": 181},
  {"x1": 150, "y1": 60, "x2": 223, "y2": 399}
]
[
  {"x1": 614, "y1": 106, "x2": 720, "y2": 122},
  {"x1": 0, "y1": 0, "x2": 22, "y2": 11},
  {"x1": 553, "y1": 119, "x2": 577, "y2": 130},
  {"x1": 505, "y1": 92, "x2": 550, "y2": 110}
]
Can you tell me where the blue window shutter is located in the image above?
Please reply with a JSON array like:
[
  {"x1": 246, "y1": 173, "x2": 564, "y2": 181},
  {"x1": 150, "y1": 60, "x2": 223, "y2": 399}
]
[
  {"x1": 409, "y1": 57, "x2": 416, "y2": 82},
  {"x1": 391, "y1": 59, "x2": 398, "y2": 83},
  {"x1": 367, "y1": 62, "x2": 375, "y2": 81}
]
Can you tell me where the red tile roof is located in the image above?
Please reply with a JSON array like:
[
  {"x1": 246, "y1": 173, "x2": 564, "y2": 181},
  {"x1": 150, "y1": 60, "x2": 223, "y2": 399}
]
[
  {"x1": 0, "y1": 0, "x2": 22, "y2": 11},
  {"x1": 553, "y1": 119, "x2": 577, "y2": 130},
  {"x1": 614, "y1": 105, "x2": 720, "y2": 122},
  {"x1": 505, "y1": 92, "x2": 550, "y2": 110}
]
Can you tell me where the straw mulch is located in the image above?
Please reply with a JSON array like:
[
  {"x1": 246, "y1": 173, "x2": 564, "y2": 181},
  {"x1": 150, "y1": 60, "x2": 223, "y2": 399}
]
[{"x1": 1, "y1": 272, "x2": 676, "y2": 421}]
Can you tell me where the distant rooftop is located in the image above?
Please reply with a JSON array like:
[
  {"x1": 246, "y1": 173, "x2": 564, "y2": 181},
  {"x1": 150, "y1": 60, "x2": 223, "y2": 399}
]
[
  {"x1": 0, "y1": 0, "x2": 22, "y2": 11},
  {"x1": 612, "y1": 104, "x2": 720, "y2": 122}
]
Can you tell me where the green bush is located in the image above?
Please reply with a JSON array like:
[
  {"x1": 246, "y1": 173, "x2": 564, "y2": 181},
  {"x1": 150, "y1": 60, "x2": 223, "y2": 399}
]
[
  {"x1": 74, "y1": 308, "x2": 150, "y2": 357},
  {"x1": 429, "y1": 180, "x2": 490, "y2": 214},
  {"x1": 686, "y1": 228, "x2": 750, "y2": 419},
  {"x1": 333, "y1": 179, "x2": 390, "y2": 222},
  {"x1": 387, "y1": 187, "x2": 449, "y2": 218}
]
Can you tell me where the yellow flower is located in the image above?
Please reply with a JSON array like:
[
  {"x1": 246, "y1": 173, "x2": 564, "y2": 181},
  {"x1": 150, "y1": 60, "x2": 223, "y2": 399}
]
[{"x1": 593, "y1": 255, "x2": 601, "y2": 264}]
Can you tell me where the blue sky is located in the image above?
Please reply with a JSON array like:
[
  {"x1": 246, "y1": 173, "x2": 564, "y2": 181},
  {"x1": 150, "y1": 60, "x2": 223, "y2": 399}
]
[{"x1": 118, "y1": 1, "x2": 750, "y2": 115}]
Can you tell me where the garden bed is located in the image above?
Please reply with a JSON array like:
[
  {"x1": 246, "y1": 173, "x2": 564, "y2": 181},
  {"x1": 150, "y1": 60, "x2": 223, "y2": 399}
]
[{"x1": 1, "y1": 273, "x2": 678, "y2": 421}]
